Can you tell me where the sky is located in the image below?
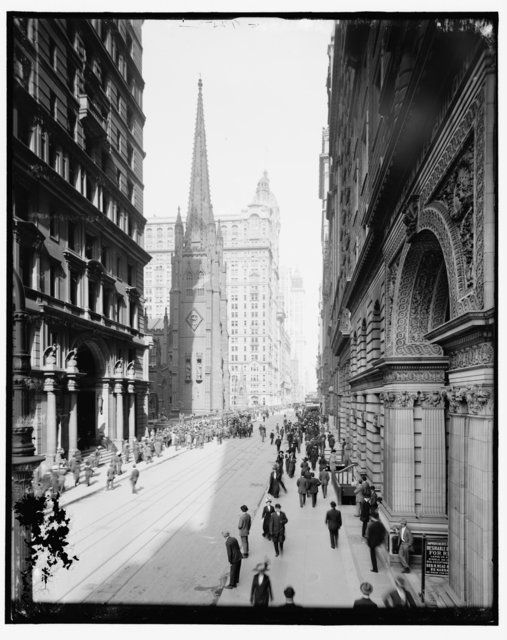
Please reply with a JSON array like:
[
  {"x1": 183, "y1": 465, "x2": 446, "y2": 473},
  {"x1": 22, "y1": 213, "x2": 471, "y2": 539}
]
[{"x1": 142, "y1": 18, "x2": 332, "y2": 393}]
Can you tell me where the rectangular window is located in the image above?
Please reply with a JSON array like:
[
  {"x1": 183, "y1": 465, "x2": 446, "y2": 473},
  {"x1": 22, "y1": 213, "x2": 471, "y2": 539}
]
[
  {"x1": 49, "y1": 210, "x2": 58, "y2": 238},
  {"x1": 85, "y1": 234, "x2": 95, "y2": 259},
  {"x1": 49, "y1": 263, "x2": 58, "y2": 297},
  {"x1": 116, "y1": 256, "x2": 121, "y2": 278},
  {"x1": 70, "y1": 272, "x2": 79, "y2": 305},
  {"x1": 127, "y1": 264, "x2": 134, "y2": 285},
  {"x1": 101, "y1": 245, "x2": 108, "y2": 268}
]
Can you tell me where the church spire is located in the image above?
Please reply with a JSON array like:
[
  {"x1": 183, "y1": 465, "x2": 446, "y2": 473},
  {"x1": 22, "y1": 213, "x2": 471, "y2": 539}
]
[{"x1": 185, "y1": 78, "x2": 214, "y2": 247}]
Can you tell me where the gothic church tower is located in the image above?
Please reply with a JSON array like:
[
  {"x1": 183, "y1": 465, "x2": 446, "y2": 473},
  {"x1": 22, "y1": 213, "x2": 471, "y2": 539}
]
[{"x1": 170, "y1": 80, "x2": 229, "y2": 414}]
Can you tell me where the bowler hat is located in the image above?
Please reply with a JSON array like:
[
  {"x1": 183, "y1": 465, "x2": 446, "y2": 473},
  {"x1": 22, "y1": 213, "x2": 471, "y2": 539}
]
[
  {"x1": 240, "y1": 505, "x2": 248, "y2": 511},
  {"x1": 360, "y1": 582, "x2": 373, "y2": 595}
]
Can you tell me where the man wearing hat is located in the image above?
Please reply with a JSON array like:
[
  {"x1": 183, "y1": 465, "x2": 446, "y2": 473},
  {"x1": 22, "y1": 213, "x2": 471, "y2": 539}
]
[
  {"x1": 396, "y1": 519, "x2": 413, "y2": 573},
  {"x1": 325, "y1": 501, "x2": 342, "y2": 549},
  {"x1": 269, "y1": 503, "x2": 288, "y2": 557},
  {"x1": 261, "y1": 498, "x2": 275, "y2": 539},
  {"x1": 250, "y1": 561, "x2": 273, "y2": 607},
  {"x1": 238, "y1": 505, "x2": 251, "y2": 558},
  {"x1": 222, "y1": 531, "x2": 242, "y2": 589},
  {"x1": 281, "y1": 586, "x2": 300, "y2": 607},
  {"x1": 353, "y1": 582, "x2": 378, "y2": 608},
  {"x1": 365, "y1": 511, "x2": 386, "y2": 572}
]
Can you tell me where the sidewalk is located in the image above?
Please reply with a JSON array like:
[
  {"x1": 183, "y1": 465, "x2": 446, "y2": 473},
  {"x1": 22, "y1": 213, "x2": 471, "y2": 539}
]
[
  {"x1": 57, "y1": 442, "x2": 205, "y2": 509},
  {"x1": 218, "y1": 440, "x2": 424, "y2": 608}
]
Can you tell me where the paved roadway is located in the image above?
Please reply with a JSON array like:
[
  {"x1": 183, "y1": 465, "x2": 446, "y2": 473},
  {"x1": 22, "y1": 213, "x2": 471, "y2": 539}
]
[
  {"x1": 33, "y1": 412, "x2": 284, "y2": 606},
  {"x1": 33, "y1": 410, "x2": 415, "y2": 608}
]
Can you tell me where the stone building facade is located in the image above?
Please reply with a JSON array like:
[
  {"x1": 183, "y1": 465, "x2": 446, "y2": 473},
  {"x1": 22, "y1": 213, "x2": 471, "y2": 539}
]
[
  {"x1": 12, "y1": 17, "x2": 151, "y2": 461},
  {"x1": 169, "y1": 80, "x2": 229, "y2": 414},
  {"x1": 220, "y1": 173, "x2": 289, "y2": 407},
  {"x1": 321, "y1": 20, "x2": 495, "y2": 606}
]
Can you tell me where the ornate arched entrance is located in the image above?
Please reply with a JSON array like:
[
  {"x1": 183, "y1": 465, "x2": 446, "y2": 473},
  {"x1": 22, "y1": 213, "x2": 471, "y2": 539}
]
[{"x1": 382, "y1": 229, "x2": 451, "y2": 533}]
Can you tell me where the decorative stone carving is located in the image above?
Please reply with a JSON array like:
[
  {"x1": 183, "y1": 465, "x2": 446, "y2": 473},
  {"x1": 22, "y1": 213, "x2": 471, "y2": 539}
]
[
  {"x1": 43, "y1": 344, "x2": 58, "y2": 366},
  {"x1": 339, "y1": 309, "x2": 351, "y2": 334},
  {"x1": 114, "y1": 358, "x2": 124, "y2": 375},
  {"x1": 372, "y1": 413, "x2": 379, "y2": 428},
  {"x1": 186, "y1": 308, "x2": 203, "y2": 332},
  {"x1": 438, "y1": 136, "x2": 474, "y2": 223},
  {"x1": 444, "y1": 385, "x2": 492, "y2": 415},
  {"x1": 460, "y1": 209, "x2": 475, "y2": 288},
  {"x1": 386, "y1": 253, "x2": 401, "y2": 350},
  {"x1": 420, "y1": 94, "x2": 485, "y2": 311},
  {"x1": 402, "y1": 195, "x2": 419, "y2": 241},
  {"x1": 380, "y1": 391, "x2": 417, "y2": 409},
  {"x1": 417, "y1": 390, "x2": 445, "y2": 408},
  {"x1": 449, "y1": 342, "x2": 494, "y2": 370},
  {"x1": 384, "y1": 369, "x2": 445, "y2": 384}
]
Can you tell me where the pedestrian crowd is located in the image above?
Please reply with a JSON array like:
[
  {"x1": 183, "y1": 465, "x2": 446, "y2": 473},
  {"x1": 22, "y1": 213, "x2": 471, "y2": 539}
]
[
  {"x1": 222, "y1": 407, "x2": 419, "y2": 609},
  {"x1": 31, "y1": 410, "x2": 260, "y2": 499}
]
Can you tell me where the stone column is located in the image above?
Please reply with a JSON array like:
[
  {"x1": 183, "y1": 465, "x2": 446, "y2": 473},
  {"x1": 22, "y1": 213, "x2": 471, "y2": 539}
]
[
  {"x1": 382, "y1": 391, "x2": 415, "y2": 515},
  {"x1": 447, "y1": 393, "x2": 467, "y2": 603},
  {"x1": 67, "y1": 375, "x2": 78, "y2": 459},
  {"x1": 366, "y1": 392, "x2": 382, "y2": 490},
  {"x1": 419, "y1": 390, "x2": 446, "y2": 517},
  {"x1": 128, "y1": 381, "x2": 136, "y2": 443},
  {"x1": 100, "y1": 378, "x2": 110, "y2": 438},
  {"x1": 43, "y1": 373, "x2": 57, "y2": 464},
  {"x1": 114, "y1": 380, "x2": 124, "y2": 448}
]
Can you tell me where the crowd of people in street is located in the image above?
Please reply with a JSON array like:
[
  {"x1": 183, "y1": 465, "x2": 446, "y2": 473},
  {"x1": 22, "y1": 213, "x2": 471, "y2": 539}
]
[
  {"x1": 221, "y1": 408, "x2": 419, "y2": 609},
  {"x1": 32, "y1": 410, "x2": 264, "y2": 499}
]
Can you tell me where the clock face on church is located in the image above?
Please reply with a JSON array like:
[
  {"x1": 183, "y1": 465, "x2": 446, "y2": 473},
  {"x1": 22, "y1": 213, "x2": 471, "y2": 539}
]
[{"x1": 186, "y1": 308, "x2": 203, "y2": 332}]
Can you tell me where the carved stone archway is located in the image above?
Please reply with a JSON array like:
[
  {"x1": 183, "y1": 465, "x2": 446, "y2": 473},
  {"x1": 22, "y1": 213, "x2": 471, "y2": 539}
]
[{"x1": 391, "y1": 229, "x2": 451, "y2": 356}]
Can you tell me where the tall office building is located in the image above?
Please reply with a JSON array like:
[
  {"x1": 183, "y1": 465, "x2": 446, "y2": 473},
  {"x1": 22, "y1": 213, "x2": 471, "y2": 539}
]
[
  {"x1": 220, "y1": 172, "x2": 290, "y2": 408},
  {"x1": 169, "y1": 80, "x2": 229, "y2": 414},
  {"x1": 12, "y1": 17, "x2": 151, "y2": 461},
  {"x1": 144, "y1": 217, "x2": 176, "y2": 318}
]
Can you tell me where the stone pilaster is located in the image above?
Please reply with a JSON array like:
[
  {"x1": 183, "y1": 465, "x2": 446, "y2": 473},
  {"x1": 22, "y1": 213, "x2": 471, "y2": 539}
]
[
  {"x1": 67, "y1": 375, "x2": 78, "y2": 459},
  {"x1": 114, "y1": 380, "x2": 124, "y2": 447},
  {"x1": 43, "y1": 373, "x2": 57, "y2": 464},
  {"x1": 419, "y1": 390, "x2": 446, "y2": 517},
  {"x1": 127, "y1": 380, "x2": 136, "y2": 443},
  {"x1": 381, "y1": 391, "x2": 416, "y2": 516}
]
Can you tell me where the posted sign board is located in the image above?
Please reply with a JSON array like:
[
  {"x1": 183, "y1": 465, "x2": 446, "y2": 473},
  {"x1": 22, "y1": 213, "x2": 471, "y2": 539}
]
[{"x1": 425, "y1": 537, "x2": 449, "y2": 576}]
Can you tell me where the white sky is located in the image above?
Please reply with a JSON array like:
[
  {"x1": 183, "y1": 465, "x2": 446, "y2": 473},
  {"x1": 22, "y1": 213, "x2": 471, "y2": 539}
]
[{"x1": 143, "y1": 18, "x2": 332, "y2": 392}]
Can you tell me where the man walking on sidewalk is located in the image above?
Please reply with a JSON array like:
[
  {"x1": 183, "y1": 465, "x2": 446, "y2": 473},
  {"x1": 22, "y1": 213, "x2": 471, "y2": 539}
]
[
  {"x1": 325, "y1": 501, "x2": 342, "y2": 549},
  {"x1": 130, "y1": 464, "x2": 140, "y2": 494},
  {"x1": 269, "y1": 503, "x2": 288, "y2": 557},
  {"x1": 365, "y1": 511, "x2": 386, "y2": 572},
  {"x1": 238, "y1": 505, "x2": 251, "y2": 558},
  {"x1": 395, "y1": 519, "x2": 413, "y2": 573},
  {"x1": 319, "y1": 466, "x2": 330, "y2": 498},
  {"x1": 307, "y1": 472, "x2": 321, "y2": 508},
  {"x1": 222, "y1": 531, "x2": 242, "y2": 589},
  {"x1": 297, "y1": 473, "x2": 308, "y2": 507}
]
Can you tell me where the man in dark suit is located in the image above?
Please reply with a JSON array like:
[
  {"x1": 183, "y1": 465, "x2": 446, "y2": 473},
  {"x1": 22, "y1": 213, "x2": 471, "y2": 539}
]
[
  {"x1": 353, "y1": 582, "x2": 378, "y2": 608},
  {"x1": 296, "y1": 473, "x2": 308, "y2": 507},
  {"x1": 307, "y1": 472, "x2": 321, "y2": 507},
  {"x1": 261, "y1": 498, "x2": 275, "y2": 539},
  {"x1": 222, "y1": 530, "x2": 242, "y2": 588},
  {"x1": 269, "y1": 503, "x2": 288, "y2": 557},
  {"x1": 365, "y1": 511, "x2": 386, "y2": 572},
  {"x1": 324, "y1": 501, "x2": 342, "y2": 549}
]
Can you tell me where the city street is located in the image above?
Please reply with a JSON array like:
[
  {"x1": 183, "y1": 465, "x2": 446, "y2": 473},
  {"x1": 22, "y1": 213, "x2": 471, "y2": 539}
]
[
  {"x1": 33, "y1": 411, "x2": 415, "y2": 609},
  {"x1": 34, "y1": 413, "x2": 283, "y2": 606}
]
